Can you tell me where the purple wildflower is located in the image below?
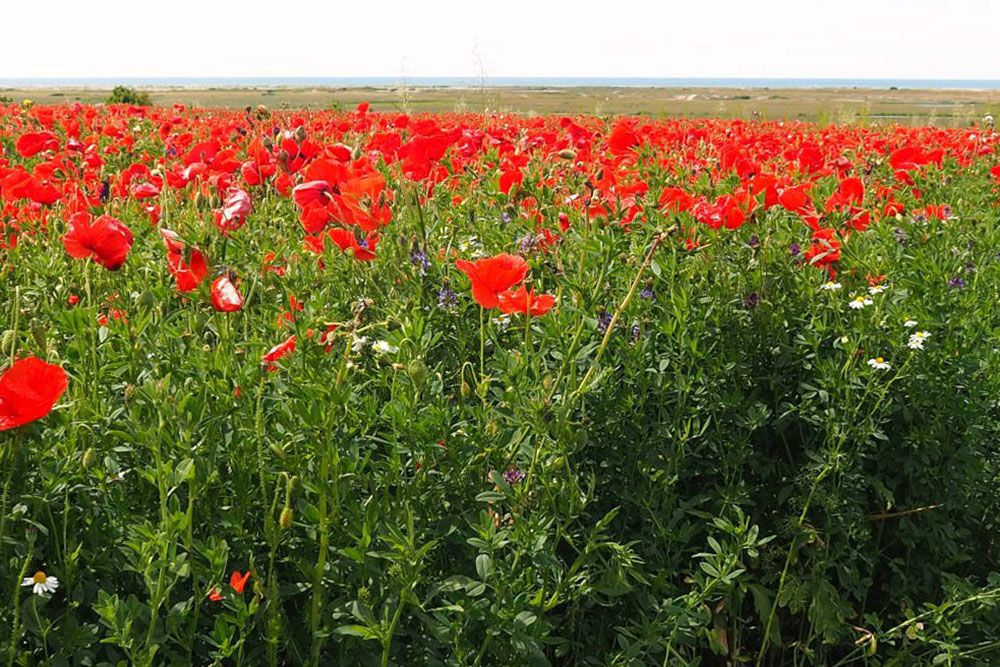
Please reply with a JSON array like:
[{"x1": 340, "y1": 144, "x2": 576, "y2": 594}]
[
  {"x1": 438, "y1": 283, "x2": 458, "y2": 310},
  {"x1": 596, "y1": 308, "x2": 613, "y2": 334},
  {"x1": 744, "y1": 292, "x2": 760, "y2": 309},
  {"x1": 503, "y1": 467, "x2": 525, "y2": 485},
  {"x1": 948, "y1": 276, "x2": 966, "y2": 290}
]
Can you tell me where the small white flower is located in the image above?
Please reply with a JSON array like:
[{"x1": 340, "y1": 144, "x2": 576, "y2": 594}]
[
  {"x1": 820, "y1": 281, "x2": 843, "y2": 291},
  {"x1": 868, "y1": 284, "x2": 887, "y2": 295},
  {"x1": 22, "y1": 571, "x2": 58, "y2": 596},
  {"x1": 903, "y1": 319, "x2": 918, "y2": 328},
  {"x1": 351, "y1": 335, "x2": 369, "y2": 353},
  {"x1": 867, "y1": 357, "x2": 891, "y2": 371},
  {"x1": 371, "y1": 340, "x2": 398, "y2": 355},
  {"x1": 491, "y1": 314, "x2": 512, "y2": 331},
  {"x1": 849, "y1": 296, "x2": 873, "y2": 310},
  {"x1": 908, "y1": 331, "x2": 931, "y2": 350}
]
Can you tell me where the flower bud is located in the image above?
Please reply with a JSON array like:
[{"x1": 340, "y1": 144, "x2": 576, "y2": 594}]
[
  {"x1": 279, "y1": 506, "x2": 294, "y2": 530},
  {"x1": 81, "y1": 448, "x2": 96, "y2": 469}
]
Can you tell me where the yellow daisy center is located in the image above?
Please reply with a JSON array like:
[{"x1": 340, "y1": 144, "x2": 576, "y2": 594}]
[
  {"x1": 32, "y1": 571, "x2": 47, "y2": 584},
  {"x1": 875, "y1": 358, "x2": 884, "y2": 363}
]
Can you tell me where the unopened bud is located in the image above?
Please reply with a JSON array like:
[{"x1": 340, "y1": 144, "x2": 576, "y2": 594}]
[
  {"x1": 558, "y1": 149, "x2": 577, "y2": 160},
  {"x1": 81, "y1": 448, "x2": 96, "y2": 468},
  {"x1": 279, "y1": 506, "x2": 294, "y2": 530}
]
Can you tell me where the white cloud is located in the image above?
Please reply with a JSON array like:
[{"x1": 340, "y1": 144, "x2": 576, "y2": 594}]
[{"x1": 3, "y1": 0, "x2": 998, "y2": 80}]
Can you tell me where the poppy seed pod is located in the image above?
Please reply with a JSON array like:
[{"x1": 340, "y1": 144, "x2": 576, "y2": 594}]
[
  {"x1": 294, "y1": 126, "x2": 307, "y2": 143},
  {"x1": 558, "y1": 149, "x2": 577, "y2": 160},
  {"x1": 261, "y1": 136, "x2": 273, "y2": 151}
]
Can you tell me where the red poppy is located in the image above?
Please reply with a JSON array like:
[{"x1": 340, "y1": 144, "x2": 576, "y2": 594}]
[
  {"x1": 63, "y1": 213, "x2": 134, "y2": 271},
  {"x1": 229, "y1": 570, "x2": 251, "y2": 594},
  {"x1": 497, "y1": 286, "x2": 556, "y2": 317},
  {"x1": 15, "y1": 131, "x2": 59, "y2": 158},
  {"x1": 208, "y1": 588, "x2": 223, "y2": 602},
  {"x1": 455, "y1": 254, "x2": 530, "y2": 309},
  {"x1": 0, "y1": 357, "x2": 69, "y2": 431},
  {"x1": 262, "y1": 335, "x2": 296, "y2": 371},
  {"x1": 210, "y1": 276, "x2": 244, "y2": 312},
  {"x1": 326, "y1": 227, "x2": 380, "y2": 262}
]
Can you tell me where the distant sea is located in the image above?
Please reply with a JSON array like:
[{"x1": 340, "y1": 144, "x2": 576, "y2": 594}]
[{"x1": 3, "y1": 77, "x2": 1000, "y2": 90}]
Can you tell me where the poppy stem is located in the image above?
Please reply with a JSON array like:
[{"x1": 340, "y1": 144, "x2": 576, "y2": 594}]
[
  {"x1": 7, "y1": 287, "x2": 19, "y2": 368},
  {"x1": 479, "y1": 306, "x2": 485, "y2": 380}
]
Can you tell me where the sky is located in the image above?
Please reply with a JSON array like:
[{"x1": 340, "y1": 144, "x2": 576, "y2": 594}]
[{"x1": 4, "y1": 0, "x2": 999, "y2": 80}]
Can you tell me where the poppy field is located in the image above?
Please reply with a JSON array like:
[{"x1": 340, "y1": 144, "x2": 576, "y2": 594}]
[{"x1": 1, "y1": 100, "x2": 1000, "y2": 665}]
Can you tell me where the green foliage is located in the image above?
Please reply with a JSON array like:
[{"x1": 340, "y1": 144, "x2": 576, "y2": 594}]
[
  {"x1": 1, "y1": 110, "x2": 999, "y2": 666},
  {"x1": 106, "y1": 85, "x2": 151, "y2": 106}
]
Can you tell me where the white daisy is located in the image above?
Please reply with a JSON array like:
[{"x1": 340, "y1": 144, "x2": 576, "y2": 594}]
[
  {"x1": 22, "y1": 571, "x2": 58, "y2": 596},
  {"x1": 903, "y1": 319, "x2": 918, "y2": 328},
  {"x1": 820, "y1": 281, "x2": 843, "y2": 291},
  {"x1": 849, "y1": 296, "x2": 873, "y2": 310},
  {"x1": 867, "y1": 357, "x2": 891, "y2": 371},
  {"x1": 372, "y1": 340, "x2": 398, "y2": 355},
  {"x1": 868, "y1": 285, "x2": 887, "y2": 295},
  {"x1": 908, "y1": 331, "x2": 931, "y2": 350}
]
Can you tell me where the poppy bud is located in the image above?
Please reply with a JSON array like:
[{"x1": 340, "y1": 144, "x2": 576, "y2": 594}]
[
  {"x1": 558, "y1": 149, "x2": 576, "y2": 160},
  {"x1": 31, "y1": 321, "x2": 47, "y2": 354},
  {"x1": 294, "y1": 126, "x2": 307, "y2": 143},
  {"x1": 124, "y1": 384, "x2": 137, "y2": 402},
  {"x1": 82, "y1": 447, "x2": 96, "y2": 468},
  {"x1": 407, "y1": 359, "x2": 428, "y2": 389},
  {"x1": 262, "y1": 136, "x2": 273, "y2": 151},
  {"x1": 542, "y1": 375, "x2": 554, "y2": 393},
  {"x1": 460, "y1": 379, "x2": 471, "y2": 399},
  {"x1": 269, "y1": 443, "x2": 286, "y2": 459},
  {"x1": 279, "y1": 506, "x2": 294, "y2": 530},
  {"x1": 1, "y1": 329, "x2": 13, "y2": 352}
]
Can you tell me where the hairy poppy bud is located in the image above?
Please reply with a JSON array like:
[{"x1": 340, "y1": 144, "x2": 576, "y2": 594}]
[
  {"x1": 81, "y1": 448, "x2": 96, "y2": 469},
  {"x1": 279, "y1": 506, "x2": 294, "y2": 530},
  {"x1": 262, "y1": 136, "x2": 273, "y2": 151},
  {"x1": 31, "y1": 322, "x2": 47, "y2": 355},
  {"x1": 558, "y1": 149, "x2": 576, "y2": 160},
  {"x1": 294, "y1": 126, "x2": 307, "y2": 143},
  {"x1": 1, "y1": 329, "x2": 13, "y2": 352},
  {"x1": 124, "y1": 384, "x2": 137, "y2": 402},
  {"x1": 407, "y1": 359, "x2": 428, "y2": 389},
  {"x1": 460, "y1": 379, "x2": 471, "y2": 399}
]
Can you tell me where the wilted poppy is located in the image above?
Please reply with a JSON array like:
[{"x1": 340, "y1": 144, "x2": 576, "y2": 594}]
[
  {"x1": 229, "y1": 570, "x2": 251, "y2": 594},
  {"x1": 455, "y1": 254, "x2": 529, "y2": 309},
  {"x1": 262, "y1": 335, "x2": 296, "y2": 371},
  {"x1": 0, "y1": 357, "x2": 69, "y2": 431}
]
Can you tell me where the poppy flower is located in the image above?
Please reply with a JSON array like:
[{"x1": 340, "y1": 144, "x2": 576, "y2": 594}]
[
  {"x1": 229, "y1": 570, "x2": 250, "y2": 594},
  {"x1": 262, "y1": 335, "x2": 296, "y2": 371},
  {"x1": 0, "y1": 357, "x2": 69, "y2": 431},
  {"x1": 15, "y1": 131, "x2": 59, "y2": 158},
  {"x1": 454, "y1": 254, "x2": 529, "y2": 309},
  {"x1": 63, "y1": 213, "x2": 134, "y2": 271},
  {"x1": 207, "y1": 588, "x2": 223, "y2": 602},
  {"x1": 497, "y1": 285, "x2": 556, "y2": 317},
  {"x1": 210, "y1": 276, "x2": 244, "y2": 312},
  {"x1": 168, "y1": 248, "x2": 209, "y2": 293},
  {"x1": 326, "y1": 228, "x2": 380, "y2": 262}
]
